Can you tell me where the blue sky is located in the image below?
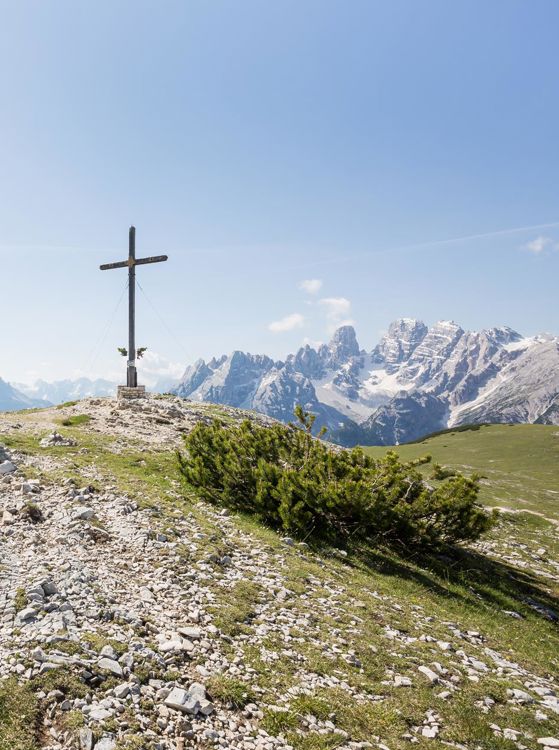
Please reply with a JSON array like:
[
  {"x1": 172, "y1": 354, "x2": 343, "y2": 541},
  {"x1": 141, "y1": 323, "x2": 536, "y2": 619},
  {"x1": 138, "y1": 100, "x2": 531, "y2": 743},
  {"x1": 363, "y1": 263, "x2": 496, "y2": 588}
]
[{"x1": 1, "y1": 0, "x2": 558, "y2": 384}]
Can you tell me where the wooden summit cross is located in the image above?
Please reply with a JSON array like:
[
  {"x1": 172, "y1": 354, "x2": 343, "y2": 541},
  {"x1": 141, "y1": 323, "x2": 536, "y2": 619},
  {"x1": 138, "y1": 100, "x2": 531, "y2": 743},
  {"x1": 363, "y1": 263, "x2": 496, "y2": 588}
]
[{"x1": 100, "y1": 226, "x2": 168, "y2": 391}]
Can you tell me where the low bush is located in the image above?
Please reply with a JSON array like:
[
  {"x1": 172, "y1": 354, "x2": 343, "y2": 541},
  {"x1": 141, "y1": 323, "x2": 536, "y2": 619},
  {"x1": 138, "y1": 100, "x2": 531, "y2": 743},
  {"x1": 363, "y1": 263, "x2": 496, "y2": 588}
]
[
  {"x1": 59, "y1": 414, "x2": 92, "y2": 427},
  {"x1": 21, "y1": 502, "x2": 44, "y2": 523},
  {"x1": 178, "y1": 408, "x2": 495, "y2": 549},
  {"x1": 431, "y1": 463, "x2": 458, "y2": 480}
]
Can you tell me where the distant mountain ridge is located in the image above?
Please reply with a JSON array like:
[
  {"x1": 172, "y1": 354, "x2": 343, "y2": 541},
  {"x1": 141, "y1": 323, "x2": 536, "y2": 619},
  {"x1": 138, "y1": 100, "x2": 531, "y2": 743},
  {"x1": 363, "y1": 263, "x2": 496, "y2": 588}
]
[
  {"x1": 3, "y1": 376, "x2": 167, "y2": 411},
  {"x1": 173, "y1": 319, "x2": 559, "y2": 445},
  {"x1": 0, "y1": 378, "x2": 50, "y2": 411},
  {"x1": 15, "y1": 377, "x2": 117, "y2": 404}
]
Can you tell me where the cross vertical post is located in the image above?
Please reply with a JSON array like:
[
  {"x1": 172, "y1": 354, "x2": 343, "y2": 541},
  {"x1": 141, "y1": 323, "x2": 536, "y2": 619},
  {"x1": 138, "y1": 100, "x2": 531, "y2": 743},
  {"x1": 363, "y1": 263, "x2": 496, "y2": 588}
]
[
  {"x1": 128, "y1": 226, "x2": 137, "y2": 387},
  {"x1": 100, "y1": 226, "x2": 168, "y2": 396}
]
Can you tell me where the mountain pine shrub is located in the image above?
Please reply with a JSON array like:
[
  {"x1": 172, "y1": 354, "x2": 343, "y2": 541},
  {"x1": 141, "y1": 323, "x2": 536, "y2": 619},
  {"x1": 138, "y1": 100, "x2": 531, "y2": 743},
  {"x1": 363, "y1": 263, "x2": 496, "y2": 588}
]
[{"x1": 178, "y1": 410, "x2": 495, "y2": 549}]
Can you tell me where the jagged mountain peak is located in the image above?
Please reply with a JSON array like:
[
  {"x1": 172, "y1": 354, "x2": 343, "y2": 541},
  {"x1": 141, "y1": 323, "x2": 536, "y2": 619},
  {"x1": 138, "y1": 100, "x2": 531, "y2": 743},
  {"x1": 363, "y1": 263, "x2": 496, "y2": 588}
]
[
  {"x1": 328, "y1": 324, "x2": 359, "y2": 347},
  {"x1": 327, "y1": 325, "x2": 360, "y2": 362},
  {"x1": 482, "y1": 326, "x2": 522, "y2": 344},
  {"x1": 374, "y1": 318, "x2": 428, "y2": 369},
  {"x1": 391, "y1": 316, "x2": 425, "y2": 329},
  {"x1": 288, "y1": 343, "x2": 327, "y2": 380},
  {"x1": 430, "y1": 319, "x2": 464, "y2": 334},
  {"x1": 7, "y1": 317, "x2": 557, "y2": 447}
]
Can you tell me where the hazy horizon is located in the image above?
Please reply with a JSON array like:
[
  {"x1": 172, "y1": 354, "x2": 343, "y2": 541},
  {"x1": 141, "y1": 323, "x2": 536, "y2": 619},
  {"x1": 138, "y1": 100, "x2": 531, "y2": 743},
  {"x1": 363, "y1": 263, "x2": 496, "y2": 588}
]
[{"x1": 5, "y1": 313, "x2": 557, "y2": 389}]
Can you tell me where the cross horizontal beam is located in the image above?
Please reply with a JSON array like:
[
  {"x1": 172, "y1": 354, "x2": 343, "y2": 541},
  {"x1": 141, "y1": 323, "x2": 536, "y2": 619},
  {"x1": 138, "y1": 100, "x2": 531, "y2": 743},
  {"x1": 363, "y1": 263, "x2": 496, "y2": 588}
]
[
  {"x1": 100, "y1": 260, "x2": 127, "y2": 270},
  {"x1": 99, "y1": 254, "x2": 168, "y2": 271},
  {"x1": 135, "y1": 254, "x2": 168, "y2": 266}
]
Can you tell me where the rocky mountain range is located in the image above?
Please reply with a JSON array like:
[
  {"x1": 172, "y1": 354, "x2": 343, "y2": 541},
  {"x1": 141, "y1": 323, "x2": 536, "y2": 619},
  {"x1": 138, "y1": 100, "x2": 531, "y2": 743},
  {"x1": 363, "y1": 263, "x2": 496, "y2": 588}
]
[
  {"x1": 173, "y1": 319, "x2": 559, "y2": 445},
  {"x1": 0, "y1": 378, "x2": 49, "y2": 412},
  {"x1": 14, "y1": 377, "x2": 117, "y2": 406}
]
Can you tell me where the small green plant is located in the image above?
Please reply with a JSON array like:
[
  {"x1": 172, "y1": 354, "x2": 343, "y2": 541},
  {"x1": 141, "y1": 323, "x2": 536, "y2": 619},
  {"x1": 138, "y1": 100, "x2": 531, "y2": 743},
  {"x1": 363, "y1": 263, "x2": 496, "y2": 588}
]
[
  {"x1": 81, "y1": 633, "x2": 127, "y2": 656},
  {"x1": 56, "y1": 400, "x2": 79, "y2": 409},
  {"x1": 210, "y1": 579, "x2": 261, "y2": 636},
  {"x1": 14, "y1": 588, "x2": 27, "y2": 614},
  {"x1": 32, "y1": 668, "x2": 87, "y2": 699},
  {"x1": 431, "y1": 463, "x2": 458, "y2": 480},
  {"x1": 60, "y1": 414, "x2": 92, "y2": 427},
  {"x1": 101, "y1": 717, "x2": 119, "y2": 734},
  {"x1": 62, "y1": 710, "x2": 84, "y2": 731},
  {"x1": 21, "y1": 502, "x2": 44, "y2": 523},
  {"x1": 261, "y1": 707, "x2": 299, "y2": 733},
  {"x1": 207, "y1": 675, "x2": 255, "y2": 708},
  {"x1": 132, "y1": 663, "x2": 151, "y2": 684},
  {"x1": 50, "y1": 640, "x2": 83, "y2": 656}
]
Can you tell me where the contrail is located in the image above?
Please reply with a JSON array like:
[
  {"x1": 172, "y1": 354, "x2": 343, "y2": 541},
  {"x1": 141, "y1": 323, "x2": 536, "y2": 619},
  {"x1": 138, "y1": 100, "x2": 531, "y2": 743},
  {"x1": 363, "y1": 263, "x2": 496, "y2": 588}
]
[
  {"x1": 405, "y1": 220, "x2": 559, "y2": 248},
  {"x1": 283, "y1": 219, "x2": 559, "y2": 271}
]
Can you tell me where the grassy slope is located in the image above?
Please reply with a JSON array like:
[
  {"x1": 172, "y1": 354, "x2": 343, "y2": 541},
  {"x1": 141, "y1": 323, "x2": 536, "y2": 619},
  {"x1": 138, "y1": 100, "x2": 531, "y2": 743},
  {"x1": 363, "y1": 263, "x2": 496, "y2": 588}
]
[
  {"x1": 1, "y1": 410, "x2": 558, "y2": 749},
  {"x1": 362, "y1": 424, "x2": 559, "y2": 520}
]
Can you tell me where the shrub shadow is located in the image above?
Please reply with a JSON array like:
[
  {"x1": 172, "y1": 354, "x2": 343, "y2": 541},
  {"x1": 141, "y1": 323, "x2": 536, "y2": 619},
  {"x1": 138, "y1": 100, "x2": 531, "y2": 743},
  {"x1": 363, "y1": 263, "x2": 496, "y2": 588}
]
[{"x1": 344, "y1": 541, "x2": 559, "y2": 625}]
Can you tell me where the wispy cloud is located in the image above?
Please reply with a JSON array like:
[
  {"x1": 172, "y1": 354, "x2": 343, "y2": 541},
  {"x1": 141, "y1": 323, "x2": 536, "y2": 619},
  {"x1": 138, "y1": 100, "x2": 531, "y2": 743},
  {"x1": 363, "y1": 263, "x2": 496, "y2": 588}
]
[
  {"x1": 302, "y1": 336, "x2": 324, "y2": 349},
  {"x1": 268, "y1": 312, "x2": 305, "y2": 333},
  {"x1": 524, "y1": 236, "x2": 559, "y2": 255},
  {"x1": 318, "y1": 296, "x2": 354, "y2": 332},
  {"x1": 525, "y1": 236, "x2": 553, "y2": 254},
  {"x1": 299, "y1": 278, "x2": 323, "y2": 295},
  {"x1": 137, "y1": 351, "x2": 184, "y2": 385},
  {"x1": 319, "y1": 296, "x2": 351, "y2": 318}
]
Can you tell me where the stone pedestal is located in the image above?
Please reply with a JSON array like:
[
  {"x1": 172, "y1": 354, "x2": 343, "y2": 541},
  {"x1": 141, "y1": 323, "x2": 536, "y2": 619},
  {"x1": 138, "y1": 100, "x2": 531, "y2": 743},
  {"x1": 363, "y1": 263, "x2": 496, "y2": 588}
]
[{"x1": 117, "y1": 385, "x2": 147, "y2": 400}]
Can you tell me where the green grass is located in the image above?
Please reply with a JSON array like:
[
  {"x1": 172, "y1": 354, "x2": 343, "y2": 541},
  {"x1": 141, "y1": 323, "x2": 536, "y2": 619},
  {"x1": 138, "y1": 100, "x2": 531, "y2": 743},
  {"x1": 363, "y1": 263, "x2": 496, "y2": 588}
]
[
  {"x1": 207, "y1": 675, "x2": 255, "y2": 708},
  {"x1": 13, "y1": 588, "x2": 27, "y2": 614},
  {"x1": 81, "y1": 633, "x2": 128, "y2": 656},
  {"x1": 32, "y1": 668, "x2": 88, "y2": 699},
  {"x1": 210, "y1": 579, "x2": 262, "y2": 636},
  {"x1": 59, "y1": 414, "x2": 92, "y2": 427},
  {"x1": 362, "y1": 424, "x2": 559, "y2": 519},
  {"x1": 0, "y1": 680, "x2": 39, "y2": 750}
]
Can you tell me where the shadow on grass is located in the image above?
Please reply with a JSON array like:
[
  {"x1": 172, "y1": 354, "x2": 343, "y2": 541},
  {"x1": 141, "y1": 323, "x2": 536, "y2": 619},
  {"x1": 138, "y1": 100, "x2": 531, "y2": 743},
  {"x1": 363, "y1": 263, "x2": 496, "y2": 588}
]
[{"x1": 344, "y1": 540, "x2": 559, "y2": 625}]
